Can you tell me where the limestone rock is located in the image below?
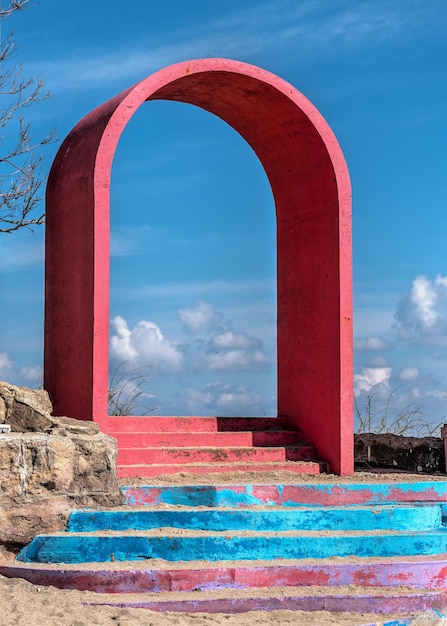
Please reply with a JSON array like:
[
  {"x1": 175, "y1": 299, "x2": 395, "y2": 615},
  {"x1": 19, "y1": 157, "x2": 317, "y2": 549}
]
[
  {"x1": 0, "y1": 382, "x2": 124, "y2": 549},
  {"x1": 0, "y1": 432, "x2": 122, "y2": 497},
  {"x1": 0, "y1": 381, "x2": 53, "y2": 431},
  {"x1": 0, "y1": 497, "x2": 72, "y2": 546},
  {"x1": 49, "y1": 415, "x2": 100, "y2": 436}
]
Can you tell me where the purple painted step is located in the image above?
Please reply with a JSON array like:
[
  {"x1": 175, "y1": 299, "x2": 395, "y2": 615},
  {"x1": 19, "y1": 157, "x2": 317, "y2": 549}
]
[{"x1": 87, "y1": 587, "x2": 447, "y2": 615}]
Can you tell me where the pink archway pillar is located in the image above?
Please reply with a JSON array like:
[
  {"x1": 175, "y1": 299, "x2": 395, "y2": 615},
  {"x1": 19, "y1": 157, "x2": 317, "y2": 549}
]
[{"x1": 44, "y1": 58, "x2": 353, "y2": 475}]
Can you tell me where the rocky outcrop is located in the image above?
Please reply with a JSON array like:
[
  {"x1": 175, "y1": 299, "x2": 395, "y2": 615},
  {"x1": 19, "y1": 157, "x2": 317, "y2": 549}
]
[
  {"x1": 355, "y1": 432, "x2": 445, "y2": 474},
  {"x1": 0, "y1": 382, "x2": 53, "y2": 432},
  {"x1": 0, "y1": 382, "x2": 123, "y2": 551}
]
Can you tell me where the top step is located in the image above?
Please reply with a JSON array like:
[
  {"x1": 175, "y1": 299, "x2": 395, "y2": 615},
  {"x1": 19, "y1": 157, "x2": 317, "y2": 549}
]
[{"x1": 107, "y1": 416, "x2": 296, "y2": 434}]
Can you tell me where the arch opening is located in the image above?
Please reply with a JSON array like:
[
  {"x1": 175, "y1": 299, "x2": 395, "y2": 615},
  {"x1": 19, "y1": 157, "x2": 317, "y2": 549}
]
[
  {"x1": 44, "y1": 59, "x2": 353, "y2": 474},
  {"x1": 109, "y1": 100, "x2": 277, "y2": 417}
]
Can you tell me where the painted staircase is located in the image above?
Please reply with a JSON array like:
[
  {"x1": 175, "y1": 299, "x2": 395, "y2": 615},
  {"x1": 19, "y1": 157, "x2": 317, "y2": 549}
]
[
  {"x1": 3, "y1": 479, "x2": 447, "y2": 622},
  {"x1": 107, "y1": 416, "x2": 325, "y2": 478}
]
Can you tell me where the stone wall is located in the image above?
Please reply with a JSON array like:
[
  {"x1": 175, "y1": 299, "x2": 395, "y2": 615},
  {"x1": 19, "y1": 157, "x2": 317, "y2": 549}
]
[
  {"x1": 355, "y1": 432, "x2": 445, "y2": 474},
  {"x1": 0, "y1": 382, "x2": 123, "y2": 551}
]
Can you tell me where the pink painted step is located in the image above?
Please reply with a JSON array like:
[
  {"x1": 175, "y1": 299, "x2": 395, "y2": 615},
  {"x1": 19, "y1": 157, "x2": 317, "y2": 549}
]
[
  {"x1": 5, "y1": 555, "x2": 447, "y2": 594},
  {"x1": 112, "y1": 431, "x2": 301, "y2": 448},
  {"x1": 117, "y1": 461, "x2": 324, "y2": 478},
  {"x1": 117, "y1": 445, "x2": 317, "y2": 466}
]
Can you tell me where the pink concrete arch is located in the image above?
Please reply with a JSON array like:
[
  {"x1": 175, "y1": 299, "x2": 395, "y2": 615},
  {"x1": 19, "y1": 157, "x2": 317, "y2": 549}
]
[{"x1": 44, "y1": 58, "x2": 353, "y2": 475}]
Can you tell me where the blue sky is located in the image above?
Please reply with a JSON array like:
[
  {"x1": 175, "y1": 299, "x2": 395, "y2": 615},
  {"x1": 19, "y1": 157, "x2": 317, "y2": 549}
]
[{"x1": 1, "y1": 0, "x2": 447, "y2": 429}]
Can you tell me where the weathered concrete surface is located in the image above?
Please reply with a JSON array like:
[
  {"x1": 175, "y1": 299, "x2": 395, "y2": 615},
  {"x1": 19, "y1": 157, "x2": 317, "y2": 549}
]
[
  {"x1": 44, "y1": 58, "x2": 353, "y2": 476},
  {"x1": 0, "y1": 382, "x2": 124, "y2": 549},
  {"x1": 59, "y1": 587, "x2": 447, "y2": 616},
  {"x1": 355, "y1": 433, "x2": 445, "y2": 473},
  {"x1": 15, "y1": 527, "x2": 447, "y2": 564},
  {"x1": 3, "y1": 555, "x2": 447, "y2": 594},
  {"x1": 122, "y1": 482, "x2": 447, "y2": 507},
  {"x1": 67, "y1": 503, "x2": 441, "y2": 533},
  {"x1": 6, "y1": 477, "x2": 447, "y2": 616}
]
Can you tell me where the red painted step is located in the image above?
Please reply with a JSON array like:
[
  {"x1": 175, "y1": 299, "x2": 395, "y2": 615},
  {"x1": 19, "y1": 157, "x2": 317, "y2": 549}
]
[
  {"x1": 215, "y1": 417, "x2": 297, "y2": 432},
  {"x1": 113, "y1": 431, "x2": 251, "y2": 448},
  {"x1": 107, "y1": 415, "x2": 322, "y2": 478},
  {"x1": 117, "y1": 461, "x2": 324, "y2": 478},
  {"x1": 117, "y1": 445, "x2": 317, "y2": 466},
  {"x1": 112, "y1": 431, "x2": 302, "y2": 448},
  {"x1": 108, "y1": 416, "x2": 222, "y2": 433},
  {"x1": 252, "y1": 431, "x2": 302, "y2": 446},
  {"x1": 107, "y1": 416, "x2": 296, "y2": 434}
]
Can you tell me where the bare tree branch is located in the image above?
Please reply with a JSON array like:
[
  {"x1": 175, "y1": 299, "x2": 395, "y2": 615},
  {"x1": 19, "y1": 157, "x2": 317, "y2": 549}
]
[
  {"x1": 0, "y1": 1, "x2": 57, "y2": 233},
  {"x1": 0, "y1": 1, "x2": 30, "y2": 20},
  {"x1": 108, "y1": 363, "x2": 155, "y2": 416}
]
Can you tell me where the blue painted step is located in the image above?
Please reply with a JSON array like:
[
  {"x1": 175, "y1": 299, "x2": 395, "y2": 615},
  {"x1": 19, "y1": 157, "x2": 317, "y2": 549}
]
[
  {"x1": 17, "y1": 528, "x2": 447, "y2": 564},
  {"x1": 67, "y1": 504, "x2": 441, "y2": 533}
]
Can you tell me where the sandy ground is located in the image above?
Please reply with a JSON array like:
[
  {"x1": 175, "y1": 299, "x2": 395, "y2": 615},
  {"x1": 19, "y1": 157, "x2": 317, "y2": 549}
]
[
  {"x1": 2, "y1": 471, "x2": 447, "y2": 625},
  {"x1": 1, "y1": 573, "x2": 446, "y2": 626},
  {"x1": 118, "y1": 469, "x2": 447, "y2": 486}
]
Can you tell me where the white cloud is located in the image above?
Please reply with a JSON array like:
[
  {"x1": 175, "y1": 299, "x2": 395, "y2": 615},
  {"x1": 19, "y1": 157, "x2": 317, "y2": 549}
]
[
  {"x1": 110, "y1": 300, "x2": 272, "y2": 378},
  {"x1": 398, "y1": 367, "x2": 419, "y2": 382},
  {"x1": 110, "y1": 315, "x2": 182, "y2": 372},
  {"x1": 110, "y1": 316, "x2": 138, "y2": 361},
  {"x1": 19, "y1": 366, "x2": 43, "y2": 382},
  {"x1": 194, "y1": 330, "x2": 270, "y2": 372},
  {"x1": 171, "y1": 382, "x2": 264, "y2": 417},
  {"x1": 355, "y1": 336, "x2": 393, "y2": 351},
  {"x1": 178, "y1": 300, "x2": 223, "y2": 335},
  {"x1": 0, "y1": 352, "x2": 13, "y2": 377},
  {"x1": 0, "y1": 355, "x2": 42, "y2": 387},
  {"x1": 410, "y1": 276, "x2": 438, "y2": 326},
  {"x1": 354, "y1": 361, "x2": 447, "y2": 434},
  {"x1": 210, "y1": 331, "x2": 259, "y2": 350},
  {"x1": 395, "y1": 275, "x2": 447, "y2": 352},
  {"x1": 354, "y1": 366, "x2": 392, "y2": 397}
]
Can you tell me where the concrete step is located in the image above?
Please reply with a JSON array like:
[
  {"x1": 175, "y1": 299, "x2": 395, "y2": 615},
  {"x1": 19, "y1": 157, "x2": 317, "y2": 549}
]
[
  {"x1": 17, "y1": 528, "x2": 447, "y2": 564},
  {"x1": 107, "y1": 415, "x2": 294, "y2": 434},
  {"x1": 4, "y1": 555, "x2": 447, "y2": 594},
  {"x1": 116, "y1": 445, "x2": 317, "y2": 465},
  {"x1": 72, "y1": 585, "x2": 447, "y2": 615},
  {"x1": 6, "y1": 477, "x2": 447, "y2": 618},
  {"x1": 117, "y1": 460, "x2": 325, "y2": 478},
  {"x1": 112, "y1": 430, "x2": 302, "y2": 448},
  {"x1": 66, "y1": 504, "x2": 442, "y2": 533},
  {"x1": 121, "y1": 481, "x2": 447, "y2": 507}
]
